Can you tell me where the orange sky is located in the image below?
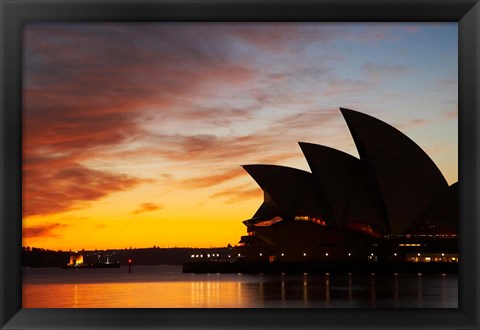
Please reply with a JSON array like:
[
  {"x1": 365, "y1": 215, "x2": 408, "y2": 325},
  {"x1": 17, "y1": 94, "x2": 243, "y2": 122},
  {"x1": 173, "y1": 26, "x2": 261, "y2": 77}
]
[{"x1": 22, "y1": 23, "x2": 458, "y2": 250}]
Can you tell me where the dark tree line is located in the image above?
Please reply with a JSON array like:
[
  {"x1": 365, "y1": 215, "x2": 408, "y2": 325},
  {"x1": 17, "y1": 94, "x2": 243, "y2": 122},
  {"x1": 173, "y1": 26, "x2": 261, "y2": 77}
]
[{"x1": 22, "y1": 246, "x2": 231, "y2": 267}]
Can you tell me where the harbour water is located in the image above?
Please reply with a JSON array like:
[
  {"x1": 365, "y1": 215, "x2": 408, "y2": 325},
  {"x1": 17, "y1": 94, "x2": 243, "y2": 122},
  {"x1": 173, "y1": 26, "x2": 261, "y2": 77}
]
[{"x1": 23, "y1": 265, "x2": 458, "y2": 308}]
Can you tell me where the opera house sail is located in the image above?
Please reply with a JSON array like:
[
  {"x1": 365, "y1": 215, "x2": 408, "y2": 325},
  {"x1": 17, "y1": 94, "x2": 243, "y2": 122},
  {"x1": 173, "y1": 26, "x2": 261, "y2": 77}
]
[
  {"x1": 237, "y1": 108, "x2": 457, "y2": 265},
  {"x1": 184, "y1": 108, "x2": 458, "y2": 274}
]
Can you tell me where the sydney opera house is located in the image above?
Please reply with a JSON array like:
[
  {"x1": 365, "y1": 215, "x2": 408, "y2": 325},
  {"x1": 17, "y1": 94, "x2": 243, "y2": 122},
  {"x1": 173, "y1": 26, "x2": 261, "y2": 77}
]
[{"x1": 235, "y1": 108, "x2": 458, "y2": 265}]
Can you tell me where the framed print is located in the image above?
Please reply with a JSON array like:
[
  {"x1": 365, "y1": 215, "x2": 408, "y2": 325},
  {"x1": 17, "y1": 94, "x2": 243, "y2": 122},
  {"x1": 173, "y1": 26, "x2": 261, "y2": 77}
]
[{"x1": 1, "y1": 0, "x2": 479, "y2": 329}]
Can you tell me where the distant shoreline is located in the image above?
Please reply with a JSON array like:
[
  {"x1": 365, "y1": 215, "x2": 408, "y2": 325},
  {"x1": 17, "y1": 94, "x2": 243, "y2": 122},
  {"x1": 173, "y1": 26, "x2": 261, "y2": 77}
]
[{"x1": 22, "y1": 246, "x2": 230, "y2": 268}]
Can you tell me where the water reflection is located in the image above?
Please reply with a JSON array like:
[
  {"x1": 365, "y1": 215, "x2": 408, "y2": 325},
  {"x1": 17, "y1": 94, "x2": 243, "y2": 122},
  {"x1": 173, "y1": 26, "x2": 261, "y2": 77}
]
[
  {"x1": 23, "y1": 265, "x2": 458, "y2": 308},
  {"x1": 418, "y1": 273, "x2": 423, "y2": 308},
  {"x1": 348, "y1": 273, "x2": 352, "y2": 307},
  {"x1": 303, "y1": 273, "x2": 308, "y2": 305},
  {"x1": 370, "y1": 273, "x2": 376, "y2": 307}
]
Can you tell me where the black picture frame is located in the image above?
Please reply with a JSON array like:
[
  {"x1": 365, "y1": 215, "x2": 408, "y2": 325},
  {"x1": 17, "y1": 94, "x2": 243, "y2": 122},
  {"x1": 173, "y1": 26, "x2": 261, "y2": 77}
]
[{"x1": 1, "y1": 0, "x2": 479, "y2": 329}]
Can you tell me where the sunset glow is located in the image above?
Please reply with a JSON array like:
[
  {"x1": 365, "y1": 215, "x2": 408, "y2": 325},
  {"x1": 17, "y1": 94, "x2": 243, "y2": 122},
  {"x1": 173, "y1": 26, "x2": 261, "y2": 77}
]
[{"x1": 23, "y1": 23, "x2": 458, "y2": 250}]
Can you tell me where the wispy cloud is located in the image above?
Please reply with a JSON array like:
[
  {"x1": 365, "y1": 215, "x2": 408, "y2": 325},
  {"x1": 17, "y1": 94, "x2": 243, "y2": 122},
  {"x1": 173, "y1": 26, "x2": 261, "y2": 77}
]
[
  {"x1": 363, "y1": 63, "x2": 412, "y2": 78},
  {"x1": 273, "y1": 109, "x2": 339, "y2": 130},
  {"x1": 179, "y1": 167, "x2": 246, "y2": 189},
  {"x1": 210, "y1": 183, "x2": 262, "y2": 203},
  {"x1": 444, "y1": 110, "x2": 458, "y2": 119},
  {"x1": 395, "y1": 118, "x2": 430, "y2": 131},
  {"x1": 132, "y1": 202, "x2": 163, "y2": 215},
  {"x1": 24, "y1": 164, "x2": 150, "y2": 217},
  {"x1": 23, "y1": 223, "x2": 67, "y2": 239},
  {"x1": 435, "y1": 78, "x2": 458, "y2": 89}
]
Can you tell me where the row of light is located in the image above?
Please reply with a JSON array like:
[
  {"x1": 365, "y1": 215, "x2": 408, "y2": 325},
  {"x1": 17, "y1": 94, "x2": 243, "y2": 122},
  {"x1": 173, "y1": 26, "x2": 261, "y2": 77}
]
[
  {"x1": 192, "y1": 252, "x2": 448, "y2": 258},
  {"x1": 384, "y1": 234, "x2": 457, "y2": 238},
  {"x1": 191, "y1": 253, "x2": 220, "y2": 258},
  {"x1": 257, "y1": 252, "x2": 448, "y2": 257}
]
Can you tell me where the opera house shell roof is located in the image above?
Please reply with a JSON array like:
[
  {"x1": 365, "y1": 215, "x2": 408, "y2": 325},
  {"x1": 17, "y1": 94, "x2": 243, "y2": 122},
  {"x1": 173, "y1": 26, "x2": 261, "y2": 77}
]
[{"x1": 242, "y1": 108, "x2": 457, "y2": 240}]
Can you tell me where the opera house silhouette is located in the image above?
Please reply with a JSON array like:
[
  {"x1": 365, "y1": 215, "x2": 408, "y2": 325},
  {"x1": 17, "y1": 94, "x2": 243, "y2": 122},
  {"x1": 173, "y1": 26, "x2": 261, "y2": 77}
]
[
  {"x1": 184, "y1": 108, "x2": 457, "y2": 273},
  {"x1": 236, "y1": 108, "x2": 458, "y2": 264}
]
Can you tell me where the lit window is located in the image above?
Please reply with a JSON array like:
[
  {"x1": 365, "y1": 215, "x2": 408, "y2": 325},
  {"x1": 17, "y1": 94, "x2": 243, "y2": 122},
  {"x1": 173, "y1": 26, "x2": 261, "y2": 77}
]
[{"x1": 255, "y1": 216, "x2": 283, "y2": 227}]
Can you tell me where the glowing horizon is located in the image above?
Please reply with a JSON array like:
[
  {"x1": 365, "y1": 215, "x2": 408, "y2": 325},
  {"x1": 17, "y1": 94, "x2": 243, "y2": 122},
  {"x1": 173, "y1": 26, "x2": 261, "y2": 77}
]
[{"x1": 23, "y1": 23, "x2": 458, "y2": 250}]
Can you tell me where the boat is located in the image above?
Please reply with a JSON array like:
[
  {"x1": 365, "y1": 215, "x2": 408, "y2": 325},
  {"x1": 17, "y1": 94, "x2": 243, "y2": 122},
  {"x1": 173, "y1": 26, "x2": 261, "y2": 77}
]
[
  {"x1": 61, "y1": 261, "x2": 121, "y2": 269},
  {"x1": 61, "y1": 252, "x2": 121, "y2": 268}
]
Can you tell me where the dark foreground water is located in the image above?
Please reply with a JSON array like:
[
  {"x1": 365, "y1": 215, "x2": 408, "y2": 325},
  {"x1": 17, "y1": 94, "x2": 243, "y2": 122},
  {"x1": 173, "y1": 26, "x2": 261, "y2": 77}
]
[{"x1": 23, "y1": 265, "x2": 457, "y2": 308}]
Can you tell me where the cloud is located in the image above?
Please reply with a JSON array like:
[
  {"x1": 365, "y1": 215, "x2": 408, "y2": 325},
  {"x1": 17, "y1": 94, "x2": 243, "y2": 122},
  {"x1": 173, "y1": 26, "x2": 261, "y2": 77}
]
[
  {"x1": 177, "y1": 106, "x2": 257, "y2": 126},
  {"x1": 257, "y1": 152, "x2": 303, "y2": 164},
  {"x1": 273, "y1": 109, "x2": 339, "y2": 130},
  {"x1": 177, "y1": 151, "x2": 302, "y2": 190},
  {"x1": 23, "y1": 223, "x2": 67, "y2": 239},
  {"x1": 23, "y1": 23, "x2": 454, "y2": 221},
  {"x1": 23, "y1": 23, "x2": 260, "y2": 161},
  {"x1": 363, "y1": 63, "x2": 412, "y2": 79},
  {"x1": 132, "y1": 202, "x2": 163, "y2": 215},
  {"x1": 23, "y1": 164, "x2": 150, "y2": 217},
  {"x1": 395, "y1": 118, "x2": 429, "y2": 130},
  {"x1": 23, "y1": 23, "x2": 265, "y2": 218},
  {"x1": 435, "y1": 78, "x2": 457, "y2": 88},
  {"x1": 323, "y1": 78, "x2": 372, "y2": 97},
  {"x1": 179, "y1": 167, "x2": 246, "y2": 189},
  {"x1": 444, "y1": 110, "x2": 458, "y2": 119},
  {"x1": 130, "y1": 133, "x2": 278, "y2": 164},
  {"x1": 210, "y1": 183, "x2": 263, "y2": 203}
]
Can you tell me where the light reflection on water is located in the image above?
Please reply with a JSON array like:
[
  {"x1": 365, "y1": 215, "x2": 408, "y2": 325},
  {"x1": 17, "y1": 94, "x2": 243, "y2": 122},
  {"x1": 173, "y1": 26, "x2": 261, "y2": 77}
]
[{"x1": 23, "y1": 265, "x2": 458, "y2": 308}]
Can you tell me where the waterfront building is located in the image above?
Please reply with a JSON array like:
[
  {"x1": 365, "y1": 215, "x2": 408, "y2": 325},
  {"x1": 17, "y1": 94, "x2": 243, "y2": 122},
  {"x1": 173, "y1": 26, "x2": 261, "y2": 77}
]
[
  {"x1": 68, "y1": 252, "x2": 84, "y2": 266},
  {"x1": 237, "y1": 108, "x2": 458, "y2": 263}
]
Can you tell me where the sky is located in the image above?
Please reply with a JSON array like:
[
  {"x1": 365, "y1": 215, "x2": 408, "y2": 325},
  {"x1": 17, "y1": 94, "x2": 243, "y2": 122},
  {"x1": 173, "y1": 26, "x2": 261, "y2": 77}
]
[{"x1": 22, "y1": 23, "x2": 458, "y2": 250}]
